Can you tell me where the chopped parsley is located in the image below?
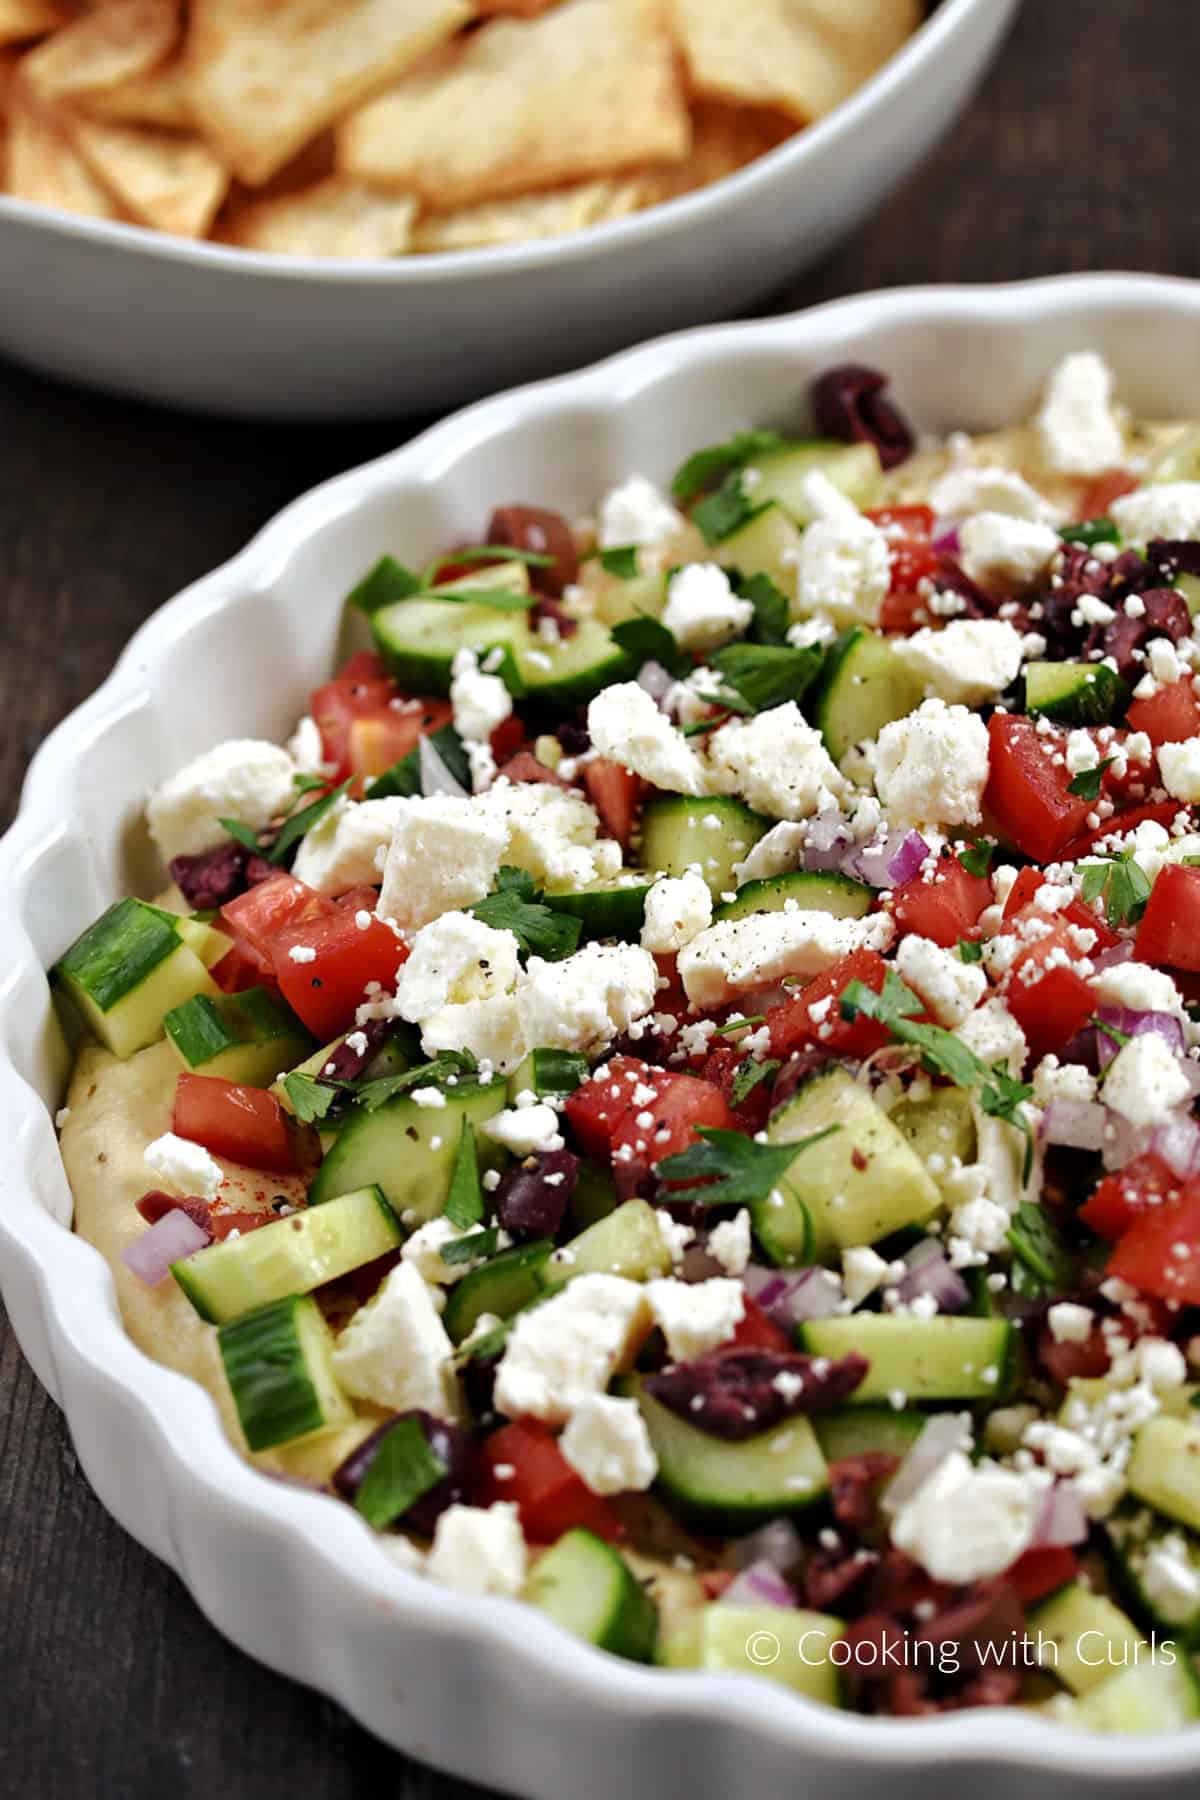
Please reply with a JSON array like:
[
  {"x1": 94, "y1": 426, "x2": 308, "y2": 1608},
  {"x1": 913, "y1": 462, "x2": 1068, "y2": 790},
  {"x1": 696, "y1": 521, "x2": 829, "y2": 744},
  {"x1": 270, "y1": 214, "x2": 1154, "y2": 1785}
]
[
  {"x1": 670, "y1": 430, "x2": 789, "y2": 504},
  {"x1": 282, "y1": 1071, "x2": 344, "y2": 1124},
  {"x1": 470, "y1": 866, "x2": 582, "y2": 962},
  {"x1": 352, "y1": 1417, "x2": 447, "y2": 1531},
  {"x1": 368, "y1": 724, "x2": 471, "y2": 801},
  {"x1": 959, "y1": 839, "x2": 997, "y2": 879},
  {"x1": 958, "y1": 938, "x2": 984, "y2": 964},
  {"x1": 598, "y1": 545, "x2": 640, "y2": 580},
  {"x1": 1067, "y1": 757, "x2": 1114, "y2": 800},
  {"x1": 1059, "y1": 518, "x2": 1120, "y2": 548},
  {"x1": 691, "y1": 471, "x2": 769, "y2": 546},
  {"x1": 356, "y1": 1049, "x2": 479, "y2": 1113},
  {"x1": 1007, "y1": 1202, "x2": 1077, "y2": 1298},
  {"x1": 656, "y1": 1124, "x2": 836, "y2": 1210},
  {"x1": 610, "y1": 615, "x2": 689, "y2": 678},
  {"x1": 347, "y1": 554, "x2": 422, "y2": 615},
  {"x1": 979, "y1": 1065, "x2": 1037, "y2": 1182},
  {"x1": 730, "y1": 1057, "x2": 781, "y2": 1107},
  {"x1": 1080, "y1": 850, "x2": 1152, "y2": 927},
  {"x1": 443, "y1": 1119, "x2": 485, "y2": 1229},
  {"x1": 441, "y1": 1226, "x2": 501, "y2": 1266},
  {"x1": 709, "y1": 640, "x2": 824, "y2": 714},
  {"x1": 347, "y1": 552, "x2": 536, "y2": 616},
  {"x1": 736, "y1": 571, "x2": 791, "y2": 646},
  {"x1": 420, "y1": 544, "x2": 554, "y2": 584},
  {"x1": 267, "y1": 778, "x2": 354, "y2": 866}
]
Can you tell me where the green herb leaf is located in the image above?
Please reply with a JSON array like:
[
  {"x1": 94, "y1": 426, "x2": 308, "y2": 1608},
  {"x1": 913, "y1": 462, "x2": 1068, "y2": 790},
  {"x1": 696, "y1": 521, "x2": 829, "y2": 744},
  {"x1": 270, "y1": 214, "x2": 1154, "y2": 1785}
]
[
  {"x1": 691, "y1": 471, "x2": 769, "y2": 546},
  {"x1": 1079, "y1": 850, "x2": 1152, "y2": 928},
  {"x1": 282, "y1": 1071, "x2": 343, "y2": 1124},
  {"x1": 979, "y1": 1063, "x2": 1036, "y2": 1183},
  {"x1": 610, "y1": 614, "x2": 689, "y2": 678},
  {"x1": 730, "y1": 1057, "x2": 781, "y2": 1107},
  {"x1": 423, "y1": 544, "x2": 554, "y2": 583},
  {"x1": 348, "y1": 555, "x2": 423, "y2": 615},
  {"x1": 958, "y1": 938, "x2": 984, "y2": 964},
  {"x1": 599, "y1": 545, "x2": 640, "y2": 580},
  {"x1": 1007, "y1": 1202, "x2": 1077, "y2": 1298},
  {"x1": 671, "y1": 430, "x2": 790, "y2": 504},
  {"x1": 441, "y1": 1226, "x2": 501, "y2": 1267},
  {"x1": 355, "y1": 1048, "x2": 480, "y2": 1112},
  {"x1": 424, "y1": 583, "x2": 535, "y2": 612},
  {"x1": 840, "y1": 971, "x2": 985, "y2": 1089},
  {"x1": 1093, "y1": 1015, "x2": 1132, "y2": 1058},
  {"x1": 218, "y1": 817, "x2": 266, "y2": 853},
  {"x1": 1059, "y1": 518, "x2": 1119, "y2": 548},
  {"x1": 268, "y1": 778, "x2": 354, "y2": 867},
  {"x1": 353, "y1": 1417, "x2": 447, "y2": 1530},
  {"x1": 709, "y1": 641, "x2": 823, "y2": 714},
  {"x1": 959, "y1": 839, "x2": 996, "y2": 879},
  {"x1": 713, "y1": 1013, "x2": 766, "y2": 1037},
  {"x1": 444, "y1": 1119, "x2": 485, "y2": 1230},
  {"x1": 736, "y1": 571, "x2": 791, "y2": 646},
  {"x1": 471, "y1": 866, "x2": 582, "y2": 962},
  {"x1": 1067, "y1": 757, "x2": 1114, "y2": 800},
  {"x1": 368, "y1": 724, "x2": 471, "y2": 801},
  {"x1": 656, "y1": 1124, "x2": 837, "y2": 1210},
  {"x1": 292, "y1": 772, "x2": 327, "y2": 795}
]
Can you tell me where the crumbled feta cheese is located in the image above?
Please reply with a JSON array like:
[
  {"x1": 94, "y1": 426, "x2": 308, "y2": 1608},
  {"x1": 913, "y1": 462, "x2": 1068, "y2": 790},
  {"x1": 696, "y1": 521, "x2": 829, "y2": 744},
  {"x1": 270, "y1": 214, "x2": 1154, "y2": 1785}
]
[
  {"x1": 331, "y1": 1261, "x2": 459, "y2": 1419},
  {"x1": 796, "y1": 509, "x2": 891, "y2": 628},
  {"x1": 645, "y1": 1277, "x2": 745, "y2": 1362},
  {"x1": 147, "y1": 739, "x2": 297, "y2": 863},
  {"x1": 287, "y1": 943, "x2": 317, "y2": 964},
  {"x1": 378, "y1": 795, "x2": 509, "y2": 930},
  {"x1": 954, "y1": 997, "x2": 1027, "y2": 1076},
  {"x1": 661, "y1": 562, "x2": 753, "y2": 652},
  {"x1": 677, "y1": 909, "x2": 893, "y2": 1009},
  {"x1": 1141, "y1": 1537, "x2": 1200, "y2": 1621},
  {"x1": 587, "y1": 682, "x2": 707, "y2": 796},
  {"x1": 959, "y1": 513, "x2": 1061, "y2": 591},
  {"x1": 798, "y1": 468, "x2": 861, "y2": 523},
  {"x1": 841, "y1": 1245, "x2": 892, "y2": 1309},
  {"x1": 655, "y1": 1209, "x2": 693, "y2": 1269},
  {"x1": 707, "y1": 702, "x2": 848, "y2": 820},
  {"x1": 1033, "y1": 1056, "x2": 1098, "y2": 1106},
  {"x1": 483, "y1": 778, "x2": 620, "y2": 891},
  {"x1": 893, "y1": 619, "x2": 1025, "y2": 708},
  {"x1": 144, "y1": 1131, "x2": 223, "y2": 1202},
  {"x1": 1158, "y1": 739, "x2": 1200, "y2": 804},
  {"x1": 409, "y1": 1085, "x2": 448, "y2": 1109},
  {"x1": 1104, "y1": 1035, "x2": 1191, "y2": 1129},
  {"x1": 890, "y1": 1452, "x2": 1040, "y2": 1583},
  {"x1": 1035, "y1": 351, "x2": 1126, "y2": 476},
  {"x1": 494, "y1": 1273, "x2": 651, "y2": 1424},
  {"x1": 396, "y1": 910, "x2": 524, "y2": 1072},
  {"x1": 1047, "y1": 1301, "x2": 1094, "y2": 1345},
  {"x1": 873, "y1": 699, "x2": 990, "y2": 828},
  {"x1": 287, "y1": 714, "x2": 331, "y2": 776},
  {"x1": 895, "y1": 935, "x2": 988, "y2": 1027},
  {"x1": 640, "y1": 870, "x2": 713, "y2": 954},
  {"x1": 427, "y1": 1502, "x2": 527, "y2": 1598},
  {"x1": 598, "y1": 475, "x2": 685, "y2": 550},
  {"x1": 1112, "y1": 482, "x2": 1200, "y2": 545},
  {"x1": 484, "y1": 1104, "x2": 564, "y2": 1158},
  {"x1": 402, "y1": 1215, "x2": 481, "y2": 1285},
  {"x1": 293, "y1": 796, "x2": 406, "y2": 895},
  {"x1": 516, "y1": 942, "x2": 657, "y2": 1055},
  {"x1": 707, "y1": 1209, "x2": 752, "y2": 1277},
  {"x1": 1089, "y1": 961, "x2": 1184, "y2": 1018},
  {"x1": 947, "y1": 1195, "x2": 1011, "y2": 1262},
  {"x1": 930, "y1": 465, "x2": 1060, "y2": 524},
  {"x1": 1135, "y1": 1337, "x2": 1188, "y2": 1391},
  {"x1": 559, "y1": 1393, "x2": 658, "y2": 1495},
  {"x1": 450, "y1": 648, "x2": 513, "y2": 746},
  {"x1": 732, "y1": 820, "x2": 808, "y2": 884}
]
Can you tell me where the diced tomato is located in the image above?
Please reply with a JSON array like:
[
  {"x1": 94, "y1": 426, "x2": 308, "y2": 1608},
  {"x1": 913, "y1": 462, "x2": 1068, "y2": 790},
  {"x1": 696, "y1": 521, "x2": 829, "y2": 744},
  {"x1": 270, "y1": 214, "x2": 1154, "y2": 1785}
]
[
  {"x1": 1006, "y1": 1546, "x2": 1079, "y2": 1608},
  {"x1": 1036, "y1": 1320, "x2": 1112, "y2": 1387},
  {"x1": 1125, "y1": 676, "x2": 1200, "y2": 749},
  {"x1": 878, "y1": 588, "x2": 934, "y2": 634},
  {"x1": 1135, "y1": 862, "x2": 1200, "y2": 973},
  {"x1": 1059, "y1": 799, "x2": 1185, "y2": 863},
  {"x1": 698, "y1": 1043, "x2": 773, "y2": 1131},
  {"x1": 346, "y1": 697, "x2": 453, "y2": 780},
  {"x1": 1080, "y1": 1152, "x2": 1181, "y2": 1241},
  {"x1": 867, "y1": 504, "x2": 938, "y2": 591},
  {"x1": 272, "y1": 907, "x2": 408, "y2": 1040},
  {"x1": 563, "y1": 1056, "x2": 654, "y2": 1159},
  {"x1": 332, "y1": 883, "x2": 384, "y2": 915},
  {"x1": 209, "y1": 1209, "x2": 275, "y2": 1241},
  {"x1": 1074, "y1": 470, "x2": 1138, "y2": 520},
  {"x1": 221, "y1": 872, "x2": 332, "y2": 961},
  {"x1": 583, "y1": 757, "x2": 644, "y2": 849},
  {"x1": 1003, "y1": 875, "x2": 1119, "y2": 952},
  {"x1": 1003, "y1": 918, "x2": 1095, "y2": 1062},
  {"x1": 495, "y1": 750, "x2": 568, "y2": 787},
  {"x1": 489, "y1": 714, "x2": 525, "y2": 765},
  {"x1": 211, "y1": 937, "x2": 276, "y2": 996},
  {"x1": 765, "y1": 947, "x2": 892, "y2": 1061},
  {"x1": 174, "y1": 1074, "x2": 297, "y2": 1174},
  {"x1": 890, "y1": 849, "x2": 992, "y2": 949},
  {"x1": 1002, "y1": 867, "x2": 1044, "y2": 921},
  {"x1": 611, "y1": 1072, "x2": 737, "y2": 1200},
  {"x1": 985, "y1": 714, "x2": 1093, "y2": 864},
  {"x1": 475, "y1": 1420, "x2": 623, "y2": 1541},
  {"x1": 1106, "y1": 1181, "x2": 1200, "y2": 1304},
  {"x1": 728, "y1": 1294, "x2": 792, "y2": 1354}
]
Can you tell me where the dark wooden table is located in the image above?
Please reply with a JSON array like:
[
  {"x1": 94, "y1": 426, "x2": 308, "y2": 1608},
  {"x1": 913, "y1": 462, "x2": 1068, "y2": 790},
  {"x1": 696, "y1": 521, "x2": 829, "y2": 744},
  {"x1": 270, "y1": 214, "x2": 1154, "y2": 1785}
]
[{"x1": 2, "y1": 2, "x2": 1196, "y2": 1794}]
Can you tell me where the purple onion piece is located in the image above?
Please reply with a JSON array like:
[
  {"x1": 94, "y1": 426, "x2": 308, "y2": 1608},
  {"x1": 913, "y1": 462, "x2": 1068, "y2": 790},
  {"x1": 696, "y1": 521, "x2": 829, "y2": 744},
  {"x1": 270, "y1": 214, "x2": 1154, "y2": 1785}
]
[
  {"x1": 637, "y1": 660, "x2": 676, "y2": 706},
  {"x1": 496, "y1": 1148, "x2": 578, "y2": 1238},
  {"x1": 846, "y1": 828, "x2": 929, "y2": 890},
  {"x1": 122, "y1": 1208, "x2": 212, "y2": 1286},
  {"x1": 643, "y1": 1347, "x2": 868, "y2": 1441},
  {"x1": 1040, "y1": 1097, "x2": 1108, "y2": 1154},
  {"x1": 743, "y1": 1261, "x2": 843, "y2": 1324},
  {"x1": 811, "y1": 364, "x2": 915, "y2": 470},
  {"x1": 882, "y1": 1412, "x2": 971, "y2": 1514},
  {"x1": 931, "y1": 525, "x2": 961, "y2": 555},
  {"x1": 895, "y1": 1240, "x2": 970, "y2": 1314},
  {"x1": 332, "y1": 1410, "x2": 475, "y2": 1537},
  {"x1": 718, "y1": 1560, "x2": 797, "y2": 1609},
  {"x1": 1094, "y1": 1006, "x2": 1185, "y2": 1068},
  {"x1": 733, "y1": 1518, "x2": 804, "y2": 1573},
  {"x1": 1032, "y1": 1480, "x2": 1089, "y2": 1548},
  {"x1": 1151, "y1": 1115, "x2": 1200, "y2": 1180}
]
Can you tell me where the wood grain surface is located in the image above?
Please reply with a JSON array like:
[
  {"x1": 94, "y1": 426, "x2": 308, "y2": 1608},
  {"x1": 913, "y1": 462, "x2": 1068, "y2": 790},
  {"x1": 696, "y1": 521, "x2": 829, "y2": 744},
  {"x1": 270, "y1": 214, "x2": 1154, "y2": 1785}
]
[{"x1": 2, "y1": 2, "x2": 1196, "y2": 1794}]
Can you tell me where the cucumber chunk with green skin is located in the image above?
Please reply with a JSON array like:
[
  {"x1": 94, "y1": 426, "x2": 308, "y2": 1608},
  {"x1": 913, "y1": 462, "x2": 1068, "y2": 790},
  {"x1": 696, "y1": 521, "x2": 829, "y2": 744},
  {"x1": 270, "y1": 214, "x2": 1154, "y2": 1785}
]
[
  {"x1": 307, "y1": 1077, "x2": 508, "y2": 1220},
  {"x1": 1059, "y1": 1656, "x2": 1200, "y2": 1733},
  {"x1": 814, "y1": 1404, "x2": 926, "y2": 1464},
  {"x1": 797, "y1": 1315, "x2": 1014, "y2": 1403},
  {"x1": 515, "y1": 617, "x2": 632, "y2": 711},
  {"x1": 524, "y1": 1529, "x2": 658, "y2": 1663},
  {"x1": 660, "y1": 1603, "x2": 845, "y2": 1704},
  {"x1": 748, "y1": 1183, "x2": 813, "y2": 1269},
  {"x1": 371, "y1": 568, "x2": 532, "y2": 697},
  {"x1": 591, "y1": 568, "x2": 667, "y2": 628},
  {"x1": 748, "y1": 441, "x2": 883, "y2": 525},
  {"x1": 889, "y1": 1086, "x2": 977, "y2": 1191},
  {"x1": 1025, "y1": 660, "x2": 1128, "y2": 725},
  {"x1": 713, "y1": 870, "x2": 874, "y2": 924},
  {"x1": 175, "y1": 915, "x2": 234, "y2": 970},
  {"x1": 632, "y1": 1383, "x2": 829, "y2": 1533},
  {"x1": 767, "y1": 1065, "x2": 941, "y2": 1257},
  {"x1": 567, "y1": 1160, "x2": 620, "y2": 1234},
  {"x1": 1030, "y1": 1584, "x2": 1147, "y2": 1695},
  {"x1": 271, "y1": 1021, "x2": 421, "y2": 1116},
  {"x1": 53, "y1": 897, "x2": 218, "y2": 1059},
  {"x1": 1127, "y1": 1417, "x2": 1200, "y2": 1533},
  {"x1": 810, "y1": 628, "x2": 925, "y2": 769},
  {"x1": 443, "y1": 1239, "x2": 554, "y2": 1345},
  {"x1": 508, "y1": 1048, "x2": 589, "y2": 1101},
  {"x1": 714, "y1": 502, "x2": 805, "y2": 588},
  {"x1": 172, "y1": 1185, "x2": 403, "y2": 1325},
  {"x1": 540, "y1": 1198, "x2": 673, "y2": 1289},
  {"x1": 164, "y1": 987, "x2": 311, "y2": 1087},
  {"x1": 218, "y1": 1294, "x2": 352, "y2": 1452},
  {"x1": 541, "y1": 877, "x2": 652, "y2": 943},
  {"x1": 638, "y1": 795, "x2": 770, "y2": 899}
]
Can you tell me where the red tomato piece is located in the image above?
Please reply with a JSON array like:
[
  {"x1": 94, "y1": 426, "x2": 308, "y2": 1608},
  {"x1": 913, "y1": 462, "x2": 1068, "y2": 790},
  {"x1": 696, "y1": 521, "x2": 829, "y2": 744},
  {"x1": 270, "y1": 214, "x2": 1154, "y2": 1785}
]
[
  {"x1": 866, "y1": 504, "x2": 938, "y2": 595},
  {"x1": 878, "y1": 588, "x2": 935, "y2": 634},
  {"x1": 1002, "y1": 867, "x2": 1045, "y2": 921},
  {"x1": 1003, "y1": 877, "x2": 1119, "y2": 952},
  {"x1": 1003, "y1": 918, "x2": 1095, "y2": 1062},
  {"x1": 766, "y1": 947, "x2": 892, "y2": 1062},
  {"x1": 727, "y1": 1294, "x2": 792, "y2": 1354},
  {"x1": 698, "y1": 1043, "x2": 773, "y2": 1132},
  {"x1": 1074, "y1": 470, "x2": 1138, "y2": 520},
  {"x1": 1107, "y1": 1182, "x2": 1200, "y2": 1305},
  {"x1": 985, "y1": 715, "x2": 1093, "y2": 864},
  {"x1": 1126, "y1": 677, "x2": 1200, "y2": 749},
  {"x1": 221, "y1": 872, "x2": 332, "y2": 961},
  {"x1": 310, "y1": 652, "x2": 394, "y2": 778},
  {"x1": 211, "y1": 937, "x2": 275, "y2": 996},
  {"x1": 1080, "y1": 1152, "x2": 1181, "y2": 1241},
  {"x1": 209, "y1": 1209, "x2": 275, "y2": 1241},
  {"x1": 1036, "y1": 1319, "x2": 1112, "y2": 1387},
  {"x1": 347, "y1": 697, "x2": 453, "y2": 780},
  {"x1": 563, "y1": 1056, "x2": 656, "y2": 1160},
  {"x1": 611, "y1": 1071, "x2": 737, "y2": 1200},
  {"x1": 489, "y1": 714, "x2": 525, "y2": 765},
  {"x1": 1059, "y1": 799, "x2": 1185, "y2": 863},
  {"x1": 475, "y1": 1420, "x2": 623, "y2": 1541},
  {"x1": 174, "y1": 1074, "x2": 298, "y2": 1174},
  {"x1": 1135, "y1": 862, "x2": 1200, "y2": 973},
  {"x1": 582, "y1": 757, "x2": 645, "y2": 850},
  {"x1": 1006, "y1": 1547, "x2": 1079, "y2": 1609},
  {"x1": 890, "y1": 850, "x2": 992, "y2": 949},
  {"x1": 495, "y1": 751, "x2": 569, "y2": 787},
  {"x1": 272, "y1": 908, "x2": 408, "y2": 1040}
]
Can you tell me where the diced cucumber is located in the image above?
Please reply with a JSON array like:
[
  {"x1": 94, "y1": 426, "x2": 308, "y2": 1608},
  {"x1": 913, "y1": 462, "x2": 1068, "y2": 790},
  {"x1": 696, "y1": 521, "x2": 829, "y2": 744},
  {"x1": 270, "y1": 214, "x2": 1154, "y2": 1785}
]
[
  {"x1": 1025, "y1": 660, "x2": 1128, "y2": 726},
  {"x1": 748, "y1": 440, "x2": 883, "y2": 524},
  {"x1": 767, "y1": 1065, "x2": 941, "y2": 1256},
  {"x1": 591, "y1": 568, "x2": 667, "y2": 628},
  {"x1": 1107, "y1": 1505, "x2": 1200, "y2": 1647},
  {"x1": 508, "y1": 1048, "x2": 589, "y2": 1101},
  {"x1": 218, "y1": 1293, "x2": 353, "y2": 1452},
  {"x1": 523, "y1": 1529, "x2": 658, "y2": 1663},
  {"x1": 748, "y1": 1183, "x2": 814, "y2": 1268},
  {"x1": 889, "y1": 1086, "x2": 977, "y2": 1192},
  {"x1": 634, "y1": 1382, "x2": 829, "y2": 1532},
  {"x1": 307, "y1": 1077, "x2": 508, "y2": 1220},
  {"x1": 542, "y1": 876, "x2": 652, "y2": 943},
  {"x1": 53, "y1": 897, "x2": 218, "y2": 1058},
  {"x1": 442, "y1": 1239, "x2": 554, "y2": 1345},
  {"x1": 1176, "y1": 573, "x2": 1200, "y2": 619},
  {"x1": 660, "y1": 1604, "x2": 844, "y2": 1706},
  {"x1": 542, "y1": 1198, "x2": 673, "y2": 1288},
  {"x1": 567, "y1": 1160, "x2": 620, "y2": 1234},
  {"x1": 814, "y1": 1404, "x2": 926, "y2": 1464},
  {"x1": 1062, "y1": 1656, "x2": 1200, "y2": 1733},
  {"x1": 1031, "y1": 1584, "x2": 1147, "y2": 1695},
  {"x1": 175, "y1": 915, "x2": 234, "y2": 970},
  {"x1": 371, "y1": 561, "x2": 533, "y2": 696},
  {"x1": 1146, "y1": 425, "x2": 1200, "y2": 485},
  {"x1": 515, "y1": 617, "x2": 631, "y2": 711},
  {"x1": 164, "y1": 987, "x2": 311, "y2": 1087},
  {"x1": 714, "y1": 502, "x2": 804, "y2": 588},
  {"x1": 638, "y1": 795, "x2": 770, "y2": 899},
  {"x1": 713, "y1": 869, "x2": 873, "y2": 924},
  {"x1": 172, "y1": 1185, "x2": 403, "y2": 1324},
  {"x1": 797, "y1": 1315, "x2": 1014, "y2": 1403},
  {"x1": 272, "y1": 1021, "x2": 420, "y2": 1115},
  {"x1": 1127, "y1": 1417, "x2": 1200, "y2": 1533},
  {"x1": 810, "y1": 628, "x2": 924, "y2": 769}
]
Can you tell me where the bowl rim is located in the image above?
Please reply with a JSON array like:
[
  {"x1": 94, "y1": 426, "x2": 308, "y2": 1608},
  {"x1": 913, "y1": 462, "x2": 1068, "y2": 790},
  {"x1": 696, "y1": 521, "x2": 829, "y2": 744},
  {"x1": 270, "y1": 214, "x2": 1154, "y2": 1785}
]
[
  {"x1": 0, "y1": 0, "x2": 1004, "y2": 288},
  {"x1": 4, "y1": 272, "x2": 1200, "y2": 1782}
]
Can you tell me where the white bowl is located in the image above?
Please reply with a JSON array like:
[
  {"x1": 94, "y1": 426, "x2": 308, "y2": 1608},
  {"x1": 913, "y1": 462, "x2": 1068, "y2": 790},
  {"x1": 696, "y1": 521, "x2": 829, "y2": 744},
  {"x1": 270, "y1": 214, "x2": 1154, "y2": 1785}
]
[
  {"x1": 0, "y1": 0, "x2": 1018, "y2": 422},
  {"x1": 5, "y1": 274, "x2": 1200, "y2": 1798}
]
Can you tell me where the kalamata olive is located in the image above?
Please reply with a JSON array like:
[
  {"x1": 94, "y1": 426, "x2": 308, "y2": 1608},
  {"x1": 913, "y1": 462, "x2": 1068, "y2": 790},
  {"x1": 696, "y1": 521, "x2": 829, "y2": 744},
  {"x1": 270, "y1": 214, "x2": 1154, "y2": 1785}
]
[
  {"x1": 811, "y1": 363, "x2": 915, "y2": 470},
  {"x1": 486, "y1": 505, "x2": 579, "y2": 595}
]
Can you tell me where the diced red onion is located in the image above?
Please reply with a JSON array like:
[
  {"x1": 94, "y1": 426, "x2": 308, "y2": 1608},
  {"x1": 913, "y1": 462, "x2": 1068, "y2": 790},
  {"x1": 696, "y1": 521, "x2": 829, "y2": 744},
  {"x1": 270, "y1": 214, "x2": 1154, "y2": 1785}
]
[
  {"x1": 681, "y1": 1241, "x2": 723, "y2": 1283},
  {"x1": 883, "y1": 1412, "x2": 972, "y2": 1514},
  {"x1": 1094, "y1": 1006, "x2": 1185, "y2": 1069},
  {"x1": 121, "y1": 1208, "x2": 212, "y2": 1286},
  {"x1": 637, "y1": 660, "x2": 675, "y2": 705},
  {"x1": 802, "y1": 812, "x2": 854, "y2": 874},
  {"x1": 1101, "y1": 1112, "x2": 1154, "y2": 1173},
  {"x1": 718, "y1": 1560, "x2": 797, "y2": 1609},
  {"x1": 895, "y1": 1239, "x2": 969, "y2": 1313},
  {"x1": 1151, "y1": 1114, "x2": 1200, "y2": 1180},
  {"x1": 846, "y1": 829, "x2": 929, "y2": 890},
  {"x1": 733, "y1": 1518, "x2": 804, "y2": 1573},
  {"x1": 1091, "y1": 940, "x2": 1134, "y2": 974},
  {"x1": 743, "y1": 1261, "x2": 843, "y2": 1324},
  {"x1": 932, "y1": 525, "x2": 961, "y2": 555},
  {"x1": 1032, "y1": 1481, "x2": 1089, "y2": 1548},
  {"x1": 419, "y1": 733, "x2": 469, "y2": 798},
  {"x1": 1040, "y1": 1097, "x2": 1109, "y2": 1153}
]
